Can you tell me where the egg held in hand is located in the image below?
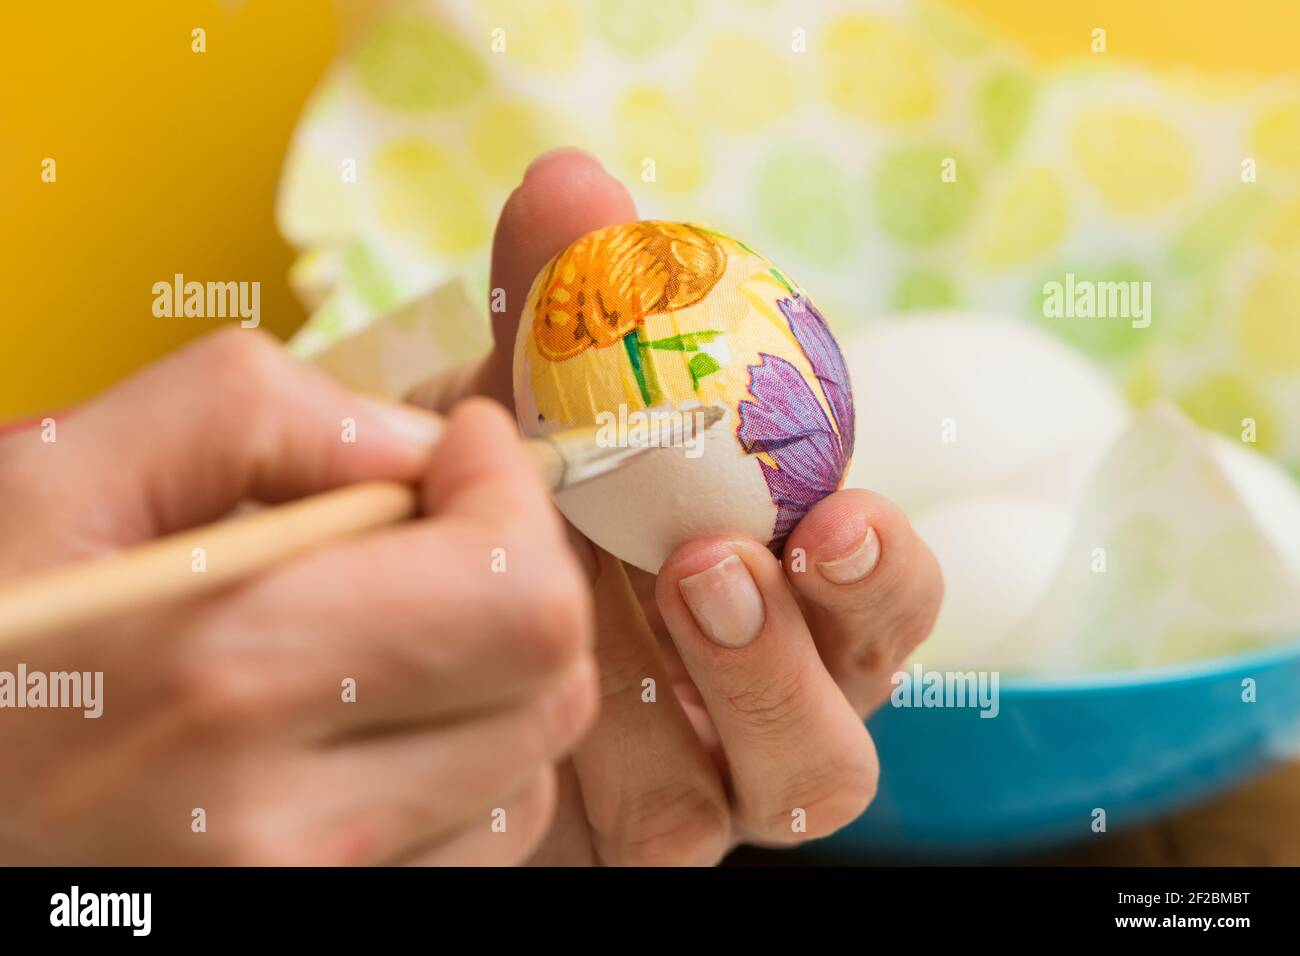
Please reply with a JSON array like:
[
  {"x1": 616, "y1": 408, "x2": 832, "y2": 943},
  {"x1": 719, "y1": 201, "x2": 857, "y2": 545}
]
[{"x1": 512, "y1": 221, "x2": 855, "y2": 573}]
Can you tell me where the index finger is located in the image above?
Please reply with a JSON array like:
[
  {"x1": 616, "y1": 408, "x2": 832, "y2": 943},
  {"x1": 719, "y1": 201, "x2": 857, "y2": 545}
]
[{"x1": 179, "y1": 399, "x2": 595, "y2": 736}]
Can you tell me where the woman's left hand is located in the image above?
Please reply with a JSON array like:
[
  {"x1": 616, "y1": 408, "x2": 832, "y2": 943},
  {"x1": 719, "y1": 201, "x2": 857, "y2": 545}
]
[{"x1": 412, "y1": 148, "x2": 944, "y2": 865}]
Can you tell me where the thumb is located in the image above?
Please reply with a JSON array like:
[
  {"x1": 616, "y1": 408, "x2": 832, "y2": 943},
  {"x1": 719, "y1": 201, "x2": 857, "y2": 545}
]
[
  {"x1": 0, "y1": 328, "x2": 443, "y2": 572},
  {"x1": 406, "y1": 147, "x2": 638, "y2": 413}
]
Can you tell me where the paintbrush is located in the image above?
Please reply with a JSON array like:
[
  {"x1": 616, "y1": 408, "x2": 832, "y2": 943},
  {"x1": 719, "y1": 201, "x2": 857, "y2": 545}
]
[{"x1": 0, "y1": 404, "x2": 725, "y2": 647}]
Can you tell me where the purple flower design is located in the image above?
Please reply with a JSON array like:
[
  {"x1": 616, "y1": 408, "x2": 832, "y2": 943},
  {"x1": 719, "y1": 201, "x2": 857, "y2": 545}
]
[{"x1": 737, "y1": 295, "x2": 855, "y2": 552}]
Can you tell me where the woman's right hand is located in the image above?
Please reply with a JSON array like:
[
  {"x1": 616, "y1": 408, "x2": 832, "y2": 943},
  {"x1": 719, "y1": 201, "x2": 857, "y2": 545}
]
[{"x1": 0, "y1": 329, "x2": 597, "y2": 865}]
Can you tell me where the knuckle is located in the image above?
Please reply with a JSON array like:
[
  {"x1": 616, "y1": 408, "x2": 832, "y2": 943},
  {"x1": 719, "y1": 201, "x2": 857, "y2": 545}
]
[
  {"x1": 219, "y1": 826, "x2": 283, "y2": 866},
  {"x1": 752, "y1": 746, "x2": 879, "y2": 843},
  {"x1": 189, "y1": 328, "x2": 288, "y2": 426},
  {"x1": 512, "y1": 562, "x2": 593, "y2": 668},
  {"x1": 509, "y1": 695, "x2": 572, "y2": 770},
  {"x1": 499, "y1": 771, "x2": 560, "y2": 866},
  {"x1": 222, "y1": 814, "x2": 317, "y2": 866},
  {"x1": 200, "y1": 775, "x2": 315, "y2": 865},
  {"x1": 592, "y1": 637, "x2": 651, "y2": 701},
  {"x1": 538, "y1": 662, "x2": 600, "y2": 750},
  {"x1": 893, "y1": 560, "x2": 945, "y2": 658},
  {"x1": 164, "y1": 654, "x2": 293, "y2": 735},
  {"x1": 195, "y1": 326, "x2": 283, "y2": 385},
  {"x1": 718, "y1": 664, "x2": 811, "y2": 740},
  {"x1": 218, "y1": 790, "x2": 381, "y2": 867},
  {"x1": 853, "y1": 550, "x2": 944, "y2": 674},
  {"x1": 604, "y1": 781, "x2": 731, "y2": 866}
]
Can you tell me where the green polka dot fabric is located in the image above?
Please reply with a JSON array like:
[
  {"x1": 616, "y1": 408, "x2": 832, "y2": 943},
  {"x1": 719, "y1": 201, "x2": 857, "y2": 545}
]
[{"x1": 278, "y1": 0, "x2": 1300, "y2": 470}]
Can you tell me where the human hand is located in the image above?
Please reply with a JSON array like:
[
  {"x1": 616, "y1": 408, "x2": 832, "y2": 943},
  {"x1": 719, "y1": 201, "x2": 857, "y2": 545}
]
[
  {"x1": 411, "y1": 148, "x2": 945, "y2": 865},
  {"x1": 0, "y1": 329, "x2": 597, "y2": 865}
]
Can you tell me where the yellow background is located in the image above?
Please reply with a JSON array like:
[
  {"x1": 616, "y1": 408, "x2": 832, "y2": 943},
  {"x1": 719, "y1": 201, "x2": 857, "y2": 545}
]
[{"x1": 2, "y1": 0, "x2": 1297, "y2": 421}]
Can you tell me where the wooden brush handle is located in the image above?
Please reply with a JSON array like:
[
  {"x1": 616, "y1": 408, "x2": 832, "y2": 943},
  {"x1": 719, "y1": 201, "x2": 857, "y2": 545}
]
[
  {"x1": 0, "y1": 403, "x2": 725, "y2": 649},
  {"x1": 0, "y1": 431, "x2": 576, "y2": 650},
  {"x1": 0, "y1": 481, "x2": 418, "y2": 648}
]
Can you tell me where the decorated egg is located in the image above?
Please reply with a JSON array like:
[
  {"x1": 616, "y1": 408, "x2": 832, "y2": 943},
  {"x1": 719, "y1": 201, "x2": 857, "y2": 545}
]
[{"x1": 513, "y1": 221, "x2": 855, "y2": 573}]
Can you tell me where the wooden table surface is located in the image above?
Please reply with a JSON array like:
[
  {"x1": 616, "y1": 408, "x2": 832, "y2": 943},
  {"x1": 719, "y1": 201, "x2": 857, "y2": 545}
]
[
  {"x1": 725, "y1": 762, "x2": 1300, "y2": 866},
  {"x1": 1038, "y1": 761, "x2": 1300, "y2": 866}
]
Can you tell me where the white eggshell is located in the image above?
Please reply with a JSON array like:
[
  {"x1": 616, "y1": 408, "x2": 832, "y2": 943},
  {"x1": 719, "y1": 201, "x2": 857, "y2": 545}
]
[
  {"x1": 551, "y1": 409, "x2": 777, "y2": 573},
  {"x1": 909, "y1": 495, "x2": 1073, "y2": 673},
  {"x1": 842, "y1": 312, "x2": 1130, "y2": 512}
]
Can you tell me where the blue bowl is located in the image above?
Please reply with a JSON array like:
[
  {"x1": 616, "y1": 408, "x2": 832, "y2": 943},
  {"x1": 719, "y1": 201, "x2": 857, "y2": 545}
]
[{"x1": 824, "y1": 641, "x2": 1300, "y2": 860}]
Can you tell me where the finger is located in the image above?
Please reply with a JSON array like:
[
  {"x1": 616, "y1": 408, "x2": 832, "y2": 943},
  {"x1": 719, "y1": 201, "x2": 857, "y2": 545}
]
[
  {"x1": 181, "y1": 398, "x2": 596, "y2": 732},
  {"x1": 407, "y1": 147, "x2": 637, "y2": 410},
  {"x1": 656, "y1": 537, "x2": 878, "y2": 845},
  {"x1": 569, "y1": 548, "x2": 731, "y2": 866},
  {"x1": 782, "y1": 489, "x2": 944, "y2": 714},
  {"x1": 0, "y1": 327, "x2": 443, "y2": 571},
  {"x1": 396, "y1": 769, "x2": 558, "y2": 867},
  {"x1": 307, "y1": 656, "x2": 597, "y2": 865},
  {"x1": 523, "y1": 761, "x2": 597, "y2": 866},
  {"x1": 420, "y1": 397, "x2": 562, "y2": 533}
]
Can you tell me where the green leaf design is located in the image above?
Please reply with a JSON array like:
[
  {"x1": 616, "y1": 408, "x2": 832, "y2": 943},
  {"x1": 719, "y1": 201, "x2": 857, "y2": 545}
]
[
  {"x1": 645, "y1": 330, "x2": 722, "y2": 352},
  {"x1": 624, "y1": 330, "x2": 653, "y2": 406},
  {"x1": 688, "y1": 352, "x2": 722, "y2": 390},
  {"x1": 768, "y1": 267, "x2": 797, "y2": 295}
]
